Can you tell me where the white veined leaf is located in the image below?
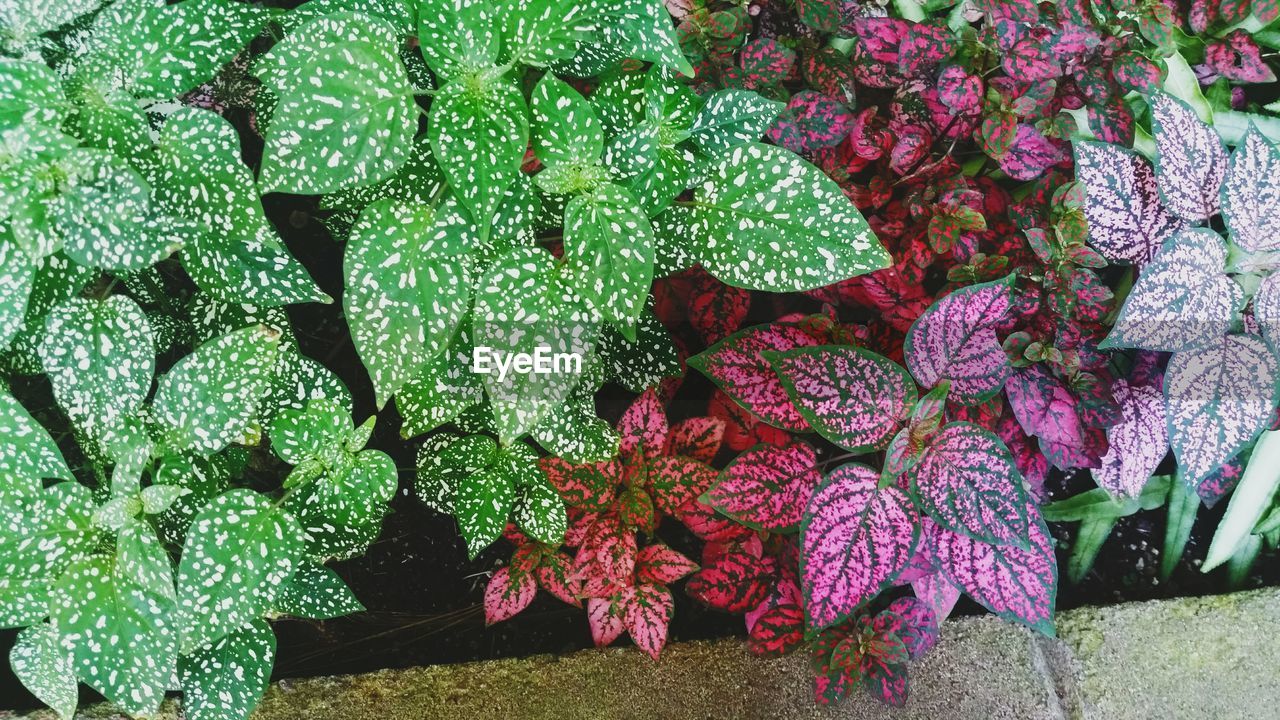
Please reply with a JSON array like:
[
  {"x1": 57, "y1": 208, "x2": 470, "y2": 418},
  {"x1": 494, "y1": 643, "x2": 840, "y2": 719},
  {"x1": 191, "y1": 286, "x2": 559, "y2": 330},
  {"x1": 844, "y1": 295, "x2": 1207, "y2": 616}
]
[
  {"x1": 344, "y1": 197, "x2": 477, "y2": 407},
  {"x1": 429, "y1": 74, "x2": 529, "y2": 233},
  {"x1": 39, "y1": 295, "x2": 154, "y2": 447},
  {"x1": 9, "y1": 622, "x2": 78, "y2": 720},
  {"x1": 50, "y1": 520, "x2": 178, "y2": 718},
  {"x1": 155, "y1": 108, "x2": 327, "y2": 306},
  {"x1": 175, "y1": 490, "x2": 304, "y2": 653},
  {"x1": 274, "y1": 562, "x2": 364, "y2": 619},
  {"x1": 563, "y1": 183, "x2": 655, "y2": 336},
  {"x1": 1150, "y1": 91, "x2": 1228, "y2": 222},
  {"x1": 152, "y1": 325, "x2": 281, "y2": 454},
  {"x1": 179, "y1": 619, "x2": 276, "y2": 720},
  {"x1": 255, "y1": 12, "x2": 417, "y2": 194},
  {"x1": 472, "y1": 246, "x2": 601, "y2": 444},
  {"x1": 686, "y1": 143, "x2": 890, "y2": 291},
  {"x1": 0, "y1": 482, "x2": 97, "y2": 628}
]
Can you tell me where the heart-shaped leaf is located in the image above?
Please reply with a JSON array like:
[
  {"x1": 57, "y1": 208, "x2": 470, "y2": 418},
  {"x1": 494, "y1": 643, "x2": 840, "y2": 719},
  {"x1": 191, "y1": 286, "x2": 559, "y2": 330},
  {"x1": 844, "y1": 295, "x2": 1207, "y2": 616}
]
[
  {"x1": 1094, "y1": 381, "x2": 1169, "y2": 498},
  {"x1": 0, "y1": 391, "x2": 71, "y2": 494},
  {"x1": 622, "y1": 582, "x2": 675, "y2": 660},
  {"x1": 910, "y1": 422, "x2": 1030, "y2": 546},
  {"x1": 178, "y1": 620, "x2": 276, "y2": 720},
  {"x1": 9, "y1": 623, "x2": 77, "y2": 720},
  {"x1": 1150, "y1": 92, "x2": 1228, "y2": 222},
  {"x1": 484, "y1": 565, "x2": 537, "y2": 624},
  {"x1": 1073, "y1": 140, "x2": 1185, "y2": 265},
  {"x1": 704, "y1": 441, "x2": 821, "y2": 532},
  {"x1": 904, "y1": 275, "x2": 1015, "y2": 405},
  {"x1": 687, "y1": 322, "x2": 822, "y2": 431}
]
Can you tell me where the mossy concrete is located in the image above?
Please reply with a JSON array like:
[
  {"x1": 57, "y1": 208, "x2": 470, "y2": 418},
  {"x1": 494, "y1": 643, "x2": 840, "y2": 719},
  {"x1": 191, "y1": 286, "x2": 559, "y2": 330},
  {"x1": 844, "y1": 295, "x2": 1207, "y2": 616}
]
[{"x1": 9, "y1": 588, "x2": 1280, "y2": 720}]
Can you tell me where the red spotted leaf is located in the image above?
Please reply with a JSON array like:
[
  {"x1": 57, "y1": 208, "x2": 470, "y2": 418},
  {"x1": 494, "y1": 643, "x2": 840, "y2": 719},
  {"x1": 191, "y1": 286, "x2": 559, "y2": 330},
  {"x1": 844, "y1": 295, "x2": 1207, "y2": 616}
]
[
  {"x1": 767, "y1": 346, "x2": 917, "y2": 454},
  {"x1": 1150, "y1": 93, "x2": 1228, "y2": 222},
  {"x1": 541, "y1": 457, "x2": 616, "y2": 511},
  {"x1": 1094, "y1": 381, "x2": 1168, "y2": 499},
  {"x1": 978, "y1": 112, "x2": 1018, "y2": 157},
  {"x1": 851, "y1": 18, "x2": 908, "y2": 88},
  {"x1": 885, "y1": 597, "x2": 940, "y2": 659},
  {"x1": 801, "y1": 463, "x2": 919, "y2": 630},
  {"x1": 1101, "y1": 228, "x2": 1242, "y2": 353},
  {"x1": 1256, "y1": 0, "x2": 1280, "y2": 23},
  {"x1": 1222, "y1": 125, "x2": 1280, "y2": 253},
  {"x1": 909, "y1": 422, "x2": 1031, "y2": 545},
  {"x1": 976, "y1": 0, "x2": 1041, "y2": 22},
  {"x1": 689, "y1": 274, "x2": 750, "y2": 344},
  {"x1": 737, "y1": 38, "x2": 796, "y2": 87},
  {"x1": 1073, "y1": 140, "x2": 1185, "y2": 265},
  {"x1": 898, "y1": 23, "x2": 956, "y2": 78},
  {"x1": 484, "y1": 566, "x2": 536, "y2": 624},
  {"x1": 937, "y1": 65, "x2": 983, "y2": 115},
  {"x1": 1111, "y1": 52, "x2": 1164, "y2": 93},
  {"x1": 646, "y1": 455, "x2": 718, "y2": 514},
  {"x1": 618, "y1": 389, "x2": 668, "y2": 455},
  {"x1": 587, "y1": 597, "x2": 626, "y2": 646},
  {"x1": 1002, "y1": 38, "x2": 1060, "y2": 82},
  {"x1": 930, "y1": 507, "x2": 1057, "y2": 635},
  {"x1": 863, "y1": 659, "x2": 909, "y2": 707},
  {"x1": 1137, "y1": 1, "x2": 1175, "y2": 46},
  {"x1": 814, "y1": 670, "x2": 855, "y2": 705},
  {"x1": 680, "y1": 498, "x2": 753, "y2": 544},
  {"x1": 767, "y1": 90, "x2": 855, "y2": 154},
  {"x1": 1166, "y1": 334, "x2": 1280, "y2": 485},
  {"x1": 796, "y1": 0, "x2": 841, "y2": 32},
  {"x1": 688, "y1": 323, "x2": 823, "y2": 431},
  {"x1": 746, "y1": 603, "x2": 805, "y2": 657},
  {"x1": 1207, "y1": 33, "x2": 1276, "y2": 84},
  {"x1": 621, "y1": 583, "x2": 675, "y2": 659},
  {"x1": 576, "y1": 516, "x2": 637, "y2": 589},
  {"x1": 705, "y1": 441, "x2": 821, "y2": 532},
  {"x1": 997, "y1": 124, "x2": 1064, "y2": 181},
  {"x1": 535, "y1": 551, "x2": 582, "y2": 606},
  {"x1": 664, "y1": 417, "x2": 726, "y2": 463},
  {"x1": 802, "y1": 47, "x2": 857, "y2": 105},
  {"x1": 686, "y1": 548, "x2": 771, "y2": 612},
  {"x1": 1219, "y1": 0, "x2": 1252, "y2": 23},
  {"x1": 636, "y1": 543, "x2": 698, "y2": 585},
  {"x1": 904, "y1": 275, "x2": 1015, "y2": 405},
  {"x1": 1005, "y1": 366, "x2": 1098, "y2": 470},
  {"x1": 1087, "y1": 97, "x2": 1135, "y2": 145}
]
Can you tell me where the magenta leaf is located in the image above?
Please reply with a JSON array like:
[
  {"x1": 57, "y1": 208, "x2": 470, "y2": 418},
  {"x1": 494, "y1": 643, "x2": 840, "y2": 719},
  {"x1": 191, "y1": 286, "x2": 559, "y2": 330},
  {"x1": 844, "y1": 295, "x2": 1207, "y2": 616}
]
[
  {"x1": 937, "y1": 65, "x2": 983, "y2": 115},
  {"x1": 1005, "y1": 366, "x2": 1097, "y2": 470},
  {"x1": 930, "y1": 507, "x2": 1057, "y2": 635},
  {"x1": 909, "y1": 422, "x2": 1031, "y2": 546},
  {"x1": 863, "y1": 657, "x2": 909, "y2": 707},
  {"x1": 1094, "y1": 380, "x2": 1169, "y2": 499},
  {"x1": 617, "y1": 389, "x2": 668, "y2": 455},
  {"x1": 1073, "y1": 140, "x2": 1185, "y2": 265},
  {"x1": 1221, "y1": 125, "x2": 1280, "y2": 253},
  {"x1": 621, "y1": 583, "x2": 675, "y2": 660},
  {"x1": 484, "y1": 566, "x2": 536, "y2": 625},
  {"x1": 664, "y1": 417, "x2": 726, "y2": 464},
  {"x1": 1206, "y1": 32, "x2": 1277, "y2": 84},
  {"x1": 1111, "y1": 52, "x2": 1164, "y2": 93},
  {"x1": 800, "y1": 463, "x2": 919, "y2": 630},
  {"x1": 1254, "y1": 274, "x2": 1280, "y2": 352},
  {"x1": 1150, "y1": 92, "x2": 1228, "y2": 222},
  {"x1": 996, "y1": 124, "x2": 1064, "y2": 181},
  {"x1": 885, "y1": 596, "x2": 940, "y2": 659},
  {"x1": 704, "y1": 441, "x2": 821, "y2": 531},
  {"x1": 910, "y1": 570, "x2": 962, "y2": 625},
  {"x1": 1086, "y1": 97, "x2": 1135, "y2": 146},
  {"x1": 1101, "y1": 228, "x2": 1243, "y2": 353},
  {"x1": 904, "y1": 275, "x2": 1015, "y2": 405},
  {"x1": 766, "y1": 91, "x2": 854, "y2": 154},
  {"x1": 1166, "y1": 334, "x2": 1280, "y2": 484},
  {"x1": 685, "y1": 548, "x2": 770, "y2": 612},
  {"x1": 687, "y1": 323, "x2": 823, "y2": 431},
  {"x1": 766, "y1": 345, "x2": 917, "y2": 454},
  {"x1": 898, "y1": 22, "x2": 956, "y2": 78},
  {"x1": 1002, "y1": 37, "x2": 1060, "y2": 82},
  {"x1": 587, "y1": 597, "x2": 625, "y2": 646},
  {"x1": 636, "y1": 544, "x2": 698, "y2": 585},
  {"x1": 736, "y1": 39, "x2": 796, "y2": 88}
]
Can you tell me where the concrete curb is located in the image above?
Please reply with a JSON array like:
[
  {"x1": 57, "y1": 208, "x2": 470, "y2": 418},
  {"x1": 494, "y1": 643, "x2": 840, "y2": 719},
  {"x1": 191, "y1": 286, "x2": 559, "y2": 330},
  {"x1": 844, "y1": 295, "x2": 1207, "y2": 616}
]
[{"x1": 8, "y1": 588, "x2": 1280, "y2": 720}]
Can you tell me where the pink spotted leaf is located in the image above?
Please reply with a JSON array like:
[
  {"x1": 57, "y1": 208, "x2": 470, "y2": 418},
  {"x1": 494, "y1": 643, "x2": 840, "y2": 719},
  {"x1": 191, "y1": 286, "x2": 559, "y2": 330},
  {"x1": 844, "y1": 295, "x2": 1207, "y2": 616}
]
[
  {"x1": 587, "y1": 597, "x2": 626, "y2": 646},
  {"x1": 685, "y1": 548, "x2": 771, "y2": 612},
  {"x1": 687, "y1": 323, "x2": 823, "y2": 431},
  {"x1": 1206, "y1": 32, "x2": 1277, "y2": 84},
  {"x1": 1086, "y1": 97, "x2": 1135, "y2": 146},
  {"x1": 1221, "y1": 125, "x2": 1280, "y2": 253},
  {"x1": 996, "y1": 124, "x2": 1064, "y2": 181},
  {"x1": 664, "y1": 417, "x2": 726, "y2": 463},
  {"x1": 1093, "y1": 381, "x2": 1169, "y2": 499},
  {"x1": 1254, "y1": 273, "x2": 1280, "y2": 352},
  {"x1": 746, "y1": 603, "x2": 805, "y2": 657},
  {"x1": 1111, "y1": 52, "x2": 1164, "y2": 93},
  {"x1": 937, "y1": 65, "x2": 983, "y2": 115},
  {"x1": 904, "y1": 275, "x2": 1016, "y2": 405},
  {"x1": 621, "y1": 583, "x2": 675, "y2": 660},
  {"x1": 766, "y1": 346, "x2": 917, "y2": 454},
  {"x1": 766, "y1": 91, "x2": 855, "y2": 154},
  {"x1": 911, "y1": 568, "x2": 962, "y2": 623},
  {"x1": 1005, "y1": 366, "x2": 1098, "y2": 470},
  {"x1": 909, "y1": 422, "x2": 1031, "y2": 546},
  {"x1": 882, "y1": 597, "x2": 940, "y2": 659},
  {"x1": 1150, "y1": 92, "x2": 1228, "y2": 222},
  {"x1": 930, "y1": 507, "x2": 1058, "y2": 635},
  {"x1": 646, "y1": 455, "x2": 718, "y2": 514},
  {"x1": 689, "y1": 274, "x2": 750, "y2": 344},
  {"x1": 1073, "y1": 140, "x2": 1185, "y2": 265},
  {"x1": 535, "y1": 551, "x2": 582, "y2": 606},
  {"x1": 484, "y1": 566, "x2": 536, "y2": 625},
  {"x1": 636, "y1": 543, "x2": 699, "y2": 585},
  {"x1": 1165, "y1": 334, "x2": 1280, "y2": 485},
  {"x1": 1101, "y1": 228, "x2": 1243, "y2": 353},
  {"x1": 800, "y1": 463, "x2": 919, "y2": 630},
  {"x1": 618, "y1": 389, "x2": 668, "y2": 455},
  {"x1": 704, "y1": 441, "x2": 821, "y2": 531}
]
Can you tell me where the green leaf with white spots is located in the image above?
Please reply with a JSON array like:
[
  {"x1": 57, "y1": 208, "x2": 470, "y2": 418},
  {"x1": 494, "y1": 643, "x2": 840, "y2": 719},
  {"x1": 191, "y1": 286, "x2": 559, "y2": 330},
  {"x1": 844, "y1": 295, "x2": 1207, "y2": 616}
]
[
  {"x1": 269, "y1": 398, "x2": 351, "y2": 465},
  {"x1": 175, "y1": 490, "x2": 304, "y2": 653},
  {"x1": 140, "y1": 484, "x2": 190, "y2": 515},
  {"x1": 532, "y1": 73, "x2": 603, "y2": 166},
  {"x1": 0, "y1": 391, "x2": 71, "y2": 493},
  {"x1": 687, "y1": 143, "x2": 890, "y2": 291},
  {"x1": 285, "y1": 0, "x2": 415, "y2": 35},
  {"x1": 396, "y1": 333, "x2": 485, "y2": 438},
  {"x1": 501, "y1": 0, "x2": 601, "y2": 68},
  {"x1": 9, "y1": 623, "x2": 78, "y2": 720},
  {"x1": 129, "y1": 0, "x2": 270, "y2": 100},
  {"x1": 564, "y1": 183, "x2": 655, "y2": 336},
  {"x1": 275, "y1": 562, "x2": 363, "y2": 619},
  {"x1": 531, "y1": 396, "x2": 619, "y2": 463},
  {"x1": 155, "y1": 108, "x2": 327, "y2": 307},
  {"x1": 65, "y1": 96, "x2": 151, "y2": 159},
  {"x1": 624, "y1": 143, "x2": 693, "y2": 215},
  {"x1": 514, "y1": 466, "x2": 568, "y2": 545},
  {"x1": 179, "y1": 619, "x2": 276, "y2": 720},
  {"x1": 256, "y1": 13, "x2": 417, "y2": 194},
  {"x1": 454, "y1": 445, "x2": 530, "y2": 557},
  {"x1": 1, "y1": 252, "x2": 97, "y2": 377},
  {"x1": 429, "y1": 74, "x2": 529, "y2": 232},
  {"x1": 319, "y1": 138, "x2": 446, "y2": 242},
  {"x1": 417, "y1": 0, "x2": 501, "y2": 80},
  {"x1": 51, "y1": 520, "x2": 178, "y2": 718},
  {"x1": 598, "y1": 305, "x2": 680, "y2": 392},
  {"x1": 285, "y1": 450, "x2": 397, "y2": 561},
  {"x1": 578, "y1": 0, "x2": 693, "y2": 78},
  {"x1": 604, "y1": 124, "x2": 659, "y2": 182},
  {"x1": 260, "y1": 349, "x2": 355, "y2": 429},
  {"x1": 0, "y1": 0, "x2": 102, "y2": 52},
  {"x1": 153, "y1": 325, "x2": 282, "y2": 454},
  {"x1": 0, "y1": 482, "x2": 97, "y2": 628},
  {"x1": 0, "y1": 236, "x2": 35, "y2": 349},
  {"x1": 152, "y1": 452, "x2": 237, "y2": 547},
  {"x1": 472, "y1": 247, "x2": 601, "y2": 444},
  {"x1": 39, "y1": 296, "x2": 154, "y2": 447},
  {"x1": 415, "y1": 433, "x2": 500, "y2": 515},
  {"x1": 689, "y1": 90, "x2": 784, "y2": 155},
  {"x1": 344, "y1": 198, "x2": 477, "y2": 407},
  {"x1": 0, "y1": 59, "x2": 67, "y2": 129}
]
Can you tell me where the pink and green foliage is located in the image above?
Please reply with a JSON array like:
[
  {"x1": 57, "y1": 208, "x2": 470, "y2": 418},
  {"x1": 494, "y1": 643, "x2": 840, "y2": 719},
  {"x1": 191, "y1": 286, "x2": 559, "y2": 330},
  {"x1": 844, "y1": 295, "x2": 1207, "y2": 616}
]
[
  {"x1": 767, "y1": 346, "x2": 917, "y2": 453},
  {"x1": 1206, "y1": 32, "x2": 1277, "y2": 84},
  {"x1": 996, "y1": 125, "x2": 1066, "y2": 181},
  {"x1": 1094, "y1": 380, "x2": 1168, "y2": 498},
  {"x1": 1005, "y1": 365, "x2": 1103, "y2": 470},
  {"x1": 801, "y1": 464, "x2": 919, "y2": 630},
  {"x1": 909, "y1": 423, "x2": 1031, "y2": 545},
  {"x1": 1072, "y1": 141, "x2": 1185, "y2": 265},
  {"x1": 767, "y1": 91, "x2": 855, "y2": 154},
  {"x1": 904, "y1": 275, "x2": 1016, "y2": 405},
  {"x1": 704, "y1": 441, "x2": 821, "y2": 531},
  {"x1": 1150, "y1": 93, "x2": 1228, "y2": 222},
  {"x1": 929, "y1": 511, "x2": 1058, "y2": 634},
  {"x1": 811, "y1": 601, "x2": 938, "y2": 707}
]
